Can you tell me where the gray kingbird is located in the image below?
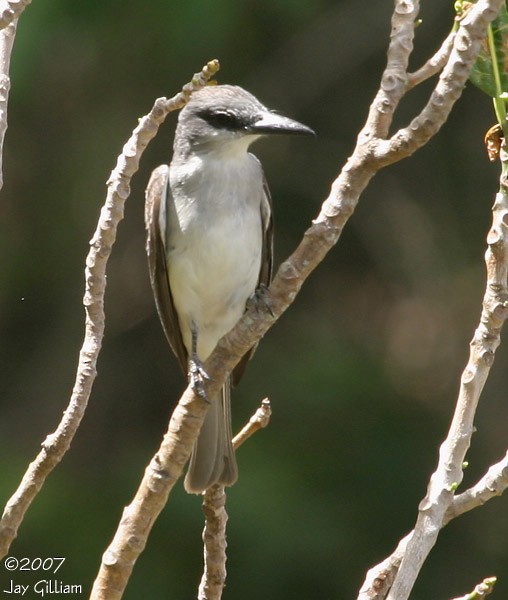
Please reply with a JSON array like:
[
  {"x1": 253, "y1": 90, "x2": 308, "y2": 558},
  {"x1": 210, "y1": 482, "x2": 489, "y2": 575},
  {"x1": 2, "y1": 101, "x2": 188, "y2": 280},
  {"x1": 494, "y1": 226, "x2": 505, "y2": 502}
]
[{"x1": 145, "y1": 84, "x2": 314, "y2": 494}]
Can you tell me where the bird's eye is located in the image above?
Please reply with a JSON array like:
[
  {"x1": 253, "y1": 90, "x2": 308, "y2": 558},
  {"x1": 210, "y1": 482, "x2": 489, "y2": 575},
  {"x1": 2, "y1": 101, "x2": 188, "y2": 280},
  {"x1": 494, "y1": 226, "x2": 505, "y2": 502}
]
[{"x1": 197, "y1": 109, "x2": 242, "y2": 131}]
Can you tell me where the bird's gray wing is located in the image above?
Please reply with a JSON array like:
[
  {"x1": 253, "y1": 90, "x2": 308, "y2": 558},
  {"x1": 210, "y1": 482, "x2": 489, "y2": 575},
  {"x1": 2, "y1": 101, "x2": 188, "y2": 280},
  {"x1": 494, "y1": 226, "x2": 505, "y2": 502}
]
[
  {"x1": 145, "y1": 164, "x2": 188, "y2": 373},
  {"x1": 232, "y1": 174, "x2": 273, "y2": 386},
  {"x1": 259, "y1": 175, "x2": 274, "y2": 288}
]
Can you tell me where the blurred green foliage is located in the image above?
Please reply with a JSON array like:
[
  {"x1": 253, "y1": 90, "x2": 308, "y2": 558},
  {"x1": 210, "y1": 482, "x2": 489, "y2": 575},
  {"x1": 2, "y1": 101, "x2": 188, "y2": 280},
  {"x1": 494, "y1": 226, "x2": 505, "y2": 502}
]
[{"x1": 1, "y1": 1, "x2": 508, "y2": 599}]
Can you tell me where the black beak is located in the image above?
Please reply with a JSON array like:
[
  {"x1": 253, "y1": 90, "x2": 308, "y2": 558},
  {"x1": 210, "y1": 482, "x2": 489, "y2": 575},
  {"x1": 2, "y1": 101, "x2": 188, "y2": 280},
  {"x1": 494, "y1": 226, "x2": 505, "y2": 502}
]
[{"x1": 248, "y1": 111, "x2": 315, "y2": 136}]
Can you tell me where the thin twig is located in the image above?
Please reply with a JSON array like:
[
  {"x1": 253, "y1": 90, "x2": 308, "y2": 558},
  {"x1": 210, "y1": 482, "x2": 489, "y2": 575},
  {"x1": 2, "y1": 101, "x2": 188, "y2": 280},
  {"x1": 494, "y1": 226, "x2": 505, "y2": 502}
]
[
  {"x1": 198, "y1": 486, "x2": 228, "y2": 600},
  {"x1": 0, "y1": 60, "x2": 220, "y2": 560},
  {"x1": 406, "y1": 29, "x2": 456, "y2": 90},
  {"x1": 233, "y1": 398, "x2": 272, "y2": 450},
  {"x1": 385, "y1": 125, "x2": 508, "y2": 600},
  {"x1": 358, "y1": 533, "x2": 412, "y2": 600},
  {"x1": 451, "y1": 577, "x2": 497, "y2": 600},
  {"x1": 0, "y1": 0, "x2": 31, "y2": 30},
  {"x1": 358, "y1": 449, "x2": 508, "y2": 600},
  {"x1": 374, "y1": 0, "x2": 502, "y2": 166},
  {"x1": 197, "y1": 399, "x2": 272, "y2": 600},
  {"x1": 0, "y1": 16, "x2": 16, "y2": 190},
  {"x1": 359, "y1": 7, "x2": 507, "y2": 596},
  {"x1": 360, "y1": 159, "x2": 508, "y2": 600},
  {"x1": 446, "y1": 451, "x2": 508, "y2": 523},
  {"x1": 362, "y1": 0, "x2": 420, "y2": 140}
]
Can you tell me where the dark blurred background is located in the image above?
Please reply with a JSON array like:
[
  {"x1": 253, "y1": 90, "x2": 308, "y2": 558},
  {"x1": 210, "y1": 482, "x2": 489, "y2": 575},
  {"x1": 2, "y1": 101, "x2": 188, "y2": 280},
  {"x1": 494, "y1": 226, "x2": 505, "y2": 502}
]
[{"x1": 1, "y1": 0, "x2": 507, "y2": 598}]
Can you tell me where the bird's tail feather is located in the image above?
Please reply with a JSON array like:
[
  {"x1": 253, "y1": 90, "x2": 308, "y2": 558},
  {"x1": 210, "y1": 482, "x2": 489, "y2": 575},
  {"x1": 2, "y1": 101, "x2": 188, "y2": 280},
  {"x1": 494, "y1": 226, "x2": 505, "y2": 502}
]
[{"x1": 184, "y1": 377, "x2": 238, "y2": 494}]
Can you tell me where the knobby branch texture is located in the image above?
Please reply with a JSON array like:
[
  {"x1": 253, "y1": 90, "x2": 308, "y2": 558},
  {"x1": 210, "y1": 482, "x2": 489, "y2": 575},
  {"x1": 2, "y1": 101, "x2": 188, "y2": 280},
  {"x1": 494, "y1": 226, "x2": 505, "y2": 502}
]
[
  {"x1": 198, "y1": 486, "x2": 228, "y2": 600},
  {"x1": 406, "y1": 29, "x2": 456, "y2": 90},
  {"x1": 0, "y1": 60, "x2": 220, "y2": 560},
  {"x1": 198, "y1": 400, "x2": 272, "y2": 600},
  {"x1": 350, "y1": 1, "x2": 508, "y2": 599},
  {"x1": 358, "y1": 450, "x2": 508, "y2": 600},
  {"x1": 446, "y1": 450, "x2": 508, "y2": 523},
  {"x1": 386, "y1": 138, "x2": 508, "y2": 600}
]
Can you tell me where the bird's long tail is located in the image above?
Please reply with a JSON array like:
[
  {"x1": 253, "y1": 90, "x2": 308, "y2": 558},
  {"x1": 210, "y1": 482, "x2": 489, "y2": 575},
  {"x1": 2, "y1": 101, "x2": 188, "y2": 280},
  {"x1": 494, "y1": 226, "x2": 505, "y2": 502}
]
[{"x1": 184, "y1": 377, "x2": 238, "y2": 494}]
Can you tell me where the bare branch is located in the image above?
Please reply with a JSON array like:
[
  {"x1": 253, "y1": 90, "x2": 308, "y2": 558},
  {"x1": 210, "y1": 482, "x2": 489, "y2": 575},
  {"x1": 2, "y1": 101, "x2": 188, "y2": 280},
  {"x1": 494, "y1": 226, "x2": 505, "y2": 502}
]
[
  {"x1": 198, "y1": 486, "x2": 228, "y2": 600},
  {"x1": 358, "y1": 449, "x2": 508, "y2": 600},
  {"x1": 451, "y1": 577, "x2": 497, "y2": 600},
  {"x1": 0, "y1": 0, "x2": 31, "y2": 30},
  {"x1": 358, "y1": 533, "x2": 412, "y2": 600},
  {"x1": 0, "y1": 16, "x2": 16, "y2": 190},
  {"x1": 445, "y1": 451, "x2": 508, "y2": 523},
  {"x1": 376, "y1": 0, "x2": 503, "y2": 166},
  {"x1": 232, "y1": 398, "x2": 272, "y2": 449},
  {"x1": 0, "y1": 59, "x2": 220, "y2": 560},
  {"x1": 386, "y1": 124, "x2": 508, "y2": 600},
  {"x1": 406, "y1": 29, "x2": 456, "y2": 90},
  {"x1": 197, "y1": 399, "x2": 272, "y2": 600},
  {"x1": 350, "y1": 2, "x2": 507, "y2": 597},
  {"x1": 362, "y1": 0, "x2": 421, "y2": 139}
]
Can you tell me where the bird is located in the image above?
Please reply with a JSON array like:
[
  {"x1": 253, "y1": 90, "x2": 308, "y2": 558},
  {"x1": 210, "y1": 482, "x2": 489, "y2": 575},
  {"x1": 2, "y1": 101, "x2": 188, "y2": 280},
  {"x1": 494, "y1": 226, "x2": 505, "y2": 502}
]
[{"x1": 144, "y1": 84, "x2": 314, "y2": 494}]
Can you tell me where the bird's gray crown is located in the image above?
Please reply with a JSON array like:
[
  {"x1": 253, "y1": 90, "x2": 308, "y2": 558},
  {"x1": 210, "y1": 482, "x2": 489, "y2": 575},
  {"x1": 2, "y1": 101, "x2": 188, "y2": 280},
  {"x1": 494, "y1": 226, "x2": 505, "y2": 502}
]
[{"x1": 180, "y1": 85, "x2": 268, "y2": 134}]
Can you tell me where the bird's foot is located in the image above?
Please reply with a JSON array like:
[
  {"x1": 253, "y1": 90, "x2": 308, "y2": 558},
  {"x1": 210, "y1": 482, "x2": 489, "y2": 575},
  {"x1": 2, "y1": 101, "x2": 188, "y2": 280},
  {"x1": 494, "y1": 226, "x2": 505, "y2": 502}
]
[
  {"x1": 247, "y1": 284, "x2": 274, "y2": 317},
  {"x1": 189, "y1": 355, "x2": 211, "y2": 401}
]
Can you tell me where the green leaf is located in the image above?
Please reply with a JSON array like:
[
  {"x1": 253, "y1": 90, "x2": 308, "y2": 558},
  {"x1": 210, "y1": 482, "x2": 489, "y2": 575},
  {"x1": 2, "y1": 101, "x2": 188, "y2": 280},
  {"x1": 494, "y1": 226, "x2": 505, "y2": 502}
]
[{"x1": 469, "y1": 2, "x2": 508, "y2": 98}]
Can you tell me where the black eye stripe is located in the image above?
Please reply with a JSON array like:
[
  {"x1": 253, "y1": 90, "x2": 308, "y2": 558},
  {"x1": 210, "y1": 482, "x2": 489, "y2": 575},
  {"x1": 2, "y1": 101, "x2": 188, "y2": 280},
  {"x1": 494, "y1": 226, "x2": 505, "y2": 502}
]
[{"x1": 197, "y1": 109, "x2": 244, "y2": 131}]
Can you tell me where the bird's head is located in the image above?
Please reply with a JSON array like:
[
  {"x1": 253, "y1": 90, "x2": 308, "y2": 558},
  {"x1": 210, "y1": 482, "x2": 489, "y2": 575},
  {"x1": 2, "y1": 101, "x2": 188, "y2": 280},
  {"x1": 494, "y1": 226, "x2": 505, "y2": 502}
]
[{"x1": 173, "y1": 84, "x2": 314, "y2": 157}]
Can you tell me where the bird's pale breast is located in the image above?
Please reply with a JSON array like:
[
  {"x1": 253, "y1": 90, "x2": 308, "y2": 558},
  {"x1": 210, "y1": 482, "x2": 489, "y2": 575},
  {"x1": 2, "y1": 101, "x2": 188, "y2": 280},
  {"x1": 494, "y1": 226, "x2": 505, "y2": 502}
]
[{"x1": 167, "y1": 152, "x2": 265, "y2": 360}]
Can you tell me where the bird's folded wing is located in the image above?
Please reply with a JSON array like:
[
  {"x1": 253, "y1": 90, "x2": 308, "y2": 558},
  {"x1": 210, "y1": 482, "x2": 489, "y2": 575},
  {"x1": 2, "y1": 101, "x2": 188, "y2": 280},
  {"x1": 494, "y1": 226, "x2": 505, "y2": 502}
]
[{"x1": 145, "y1": 164, "x2": 188, "y2": 372}]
